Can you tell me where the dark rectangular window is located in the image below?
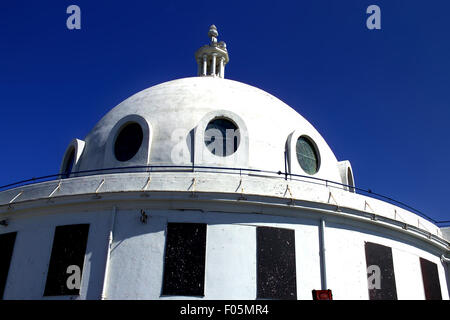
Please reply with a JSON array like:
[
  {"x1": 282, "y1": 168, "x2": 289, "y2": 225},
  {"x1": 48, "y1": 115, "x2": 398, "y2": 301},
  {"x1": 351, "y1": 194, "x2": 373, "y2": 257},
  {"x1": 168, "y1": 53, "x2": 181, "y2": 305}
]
[
  {"x1": 44, "y1": 224, "x2": 90, "y2": 296},
  {"x1": 420, "y1": 257, "x2": 442, "y2": 300},
  {"x1": 364, "y1": 242, "x2": 397, "y2": 300},
  {"x1": 257, "y1": 226, "x2": 297, "y2": 300},
  {"x1": 0, "y1": 232, "x2": 17, "y2": 299},
  {"x1": 162, "y1": 223, "x2": 207, "y2": 296}
]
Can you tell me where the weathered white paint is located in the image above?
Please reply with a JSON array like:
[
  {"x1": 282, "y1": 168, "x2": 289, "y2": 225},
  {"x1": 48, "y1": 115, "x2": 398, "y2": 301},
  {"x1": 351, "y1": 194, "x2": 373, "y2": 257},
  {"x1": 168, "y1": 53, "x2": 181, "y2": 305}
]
[
  {"x1": 205, "y1": 224, "x2": 256, "y2": 299},
  {"x1": 72, "y1": 77, "x2": 343, "y2": 185},
  {"x1": 1, "y1": 172, "x2": 445, "y2": 246},
  {"x1": 105, "y1": 211, "x2": 166, "y2": 299},
  {"x1": 393, "y1": 249, "x2": 425, "y2": 300},
  {"x1": 2, "y1": 209, "x2": 111, "y2": 299},
  {"x1": 0, "y1": 192, "x2": 448, "y2": 300}
]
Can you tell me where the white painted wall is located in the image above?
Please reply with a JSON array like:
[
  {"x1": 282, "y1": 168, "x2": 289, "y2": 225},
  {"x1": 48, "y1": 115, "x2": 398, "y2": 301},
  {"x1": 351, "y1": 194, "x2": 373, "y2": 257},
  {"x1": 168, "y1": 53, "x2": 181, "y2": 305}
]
[
  {"x1": 393, "y1": 249, "x2": 425, "y2": 300},
  {"x1": 325, "y1": 219, "x2": 449, "y2": 300},
  {"x1": 1, "y1": 202, "x2": 448, "y2": 300},
  {"x1": 105, "y1": 211, "x2": 166, "y2": 299},
  {"x1": 204, "y1": 224, "x2": 256, "y2": 299},
  {"x1": 2, "y1": 208, "x2": 111, "y2": 299}
]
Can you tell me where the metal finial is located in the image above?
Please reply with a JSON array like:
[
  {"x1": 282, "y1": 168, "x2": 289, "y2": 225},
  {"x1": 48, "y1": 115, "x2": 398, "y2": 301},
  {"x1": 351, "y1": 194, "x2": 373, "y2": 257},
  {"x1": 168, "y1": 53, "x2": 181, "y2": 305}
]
[
  {"x1": 208, "y1": 25, "x2": 218, "y2": 38},
  {"x1": 208, "y1": 25, "x2": 218, "y2": 44}
]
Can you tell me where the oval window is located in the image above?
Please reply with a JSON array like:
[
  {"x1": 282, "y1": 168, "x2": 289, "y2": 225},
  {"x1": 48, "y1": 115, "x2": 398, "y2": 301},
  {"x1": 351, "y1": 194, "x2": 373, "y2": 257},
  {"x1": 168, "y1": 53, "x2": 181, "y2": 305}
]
[
  {"x1": 204, "y1": 118, "x2": 240, "y2": 156},
  {"x1": 114, "y1": 122, "x2": 143, "y2": 162},
  {"x1": 296, "y1": 136, "x2": 319, "y2": 175}
]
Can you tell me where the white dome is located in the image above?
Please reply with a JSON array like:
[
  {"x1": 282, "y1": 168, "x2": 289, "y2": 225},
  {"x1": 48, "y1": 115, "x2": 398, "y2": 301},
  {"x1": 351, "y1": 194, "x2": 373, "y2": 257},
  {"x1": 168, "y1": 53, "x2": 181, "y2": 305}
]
[
  {"x1": 1, "y1": 25, "x2": 448, "y2": 302},
  {"x1": 68, "y1": 76, "x2": 346, "y2": 185}
]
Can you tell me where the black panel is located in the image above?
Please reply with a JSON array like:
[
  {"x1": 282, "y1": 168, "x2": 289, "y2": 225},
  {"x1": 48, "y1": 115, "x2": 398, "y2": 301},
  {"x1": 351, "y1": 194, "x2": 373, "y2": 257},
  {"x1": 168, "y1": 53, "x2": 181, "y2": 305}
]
[
  {"x1": 257, "y1": 226, "x2": 297, "y2": 300},
  {"x1": 0, "y1": 232, "x2": 17, "y2": 299},
  {"x1": 162, "y1": 223, "x2": 207, "y2": 296},
  {"x1": 420, "y1": 257, "x2": 442, "y2": 300},
  {"x1": 44, "y1": 224, "x2": 90, "y2": 296},
  {"x1": 364, "y1": 242, "x2": 397, "y2": 300}
]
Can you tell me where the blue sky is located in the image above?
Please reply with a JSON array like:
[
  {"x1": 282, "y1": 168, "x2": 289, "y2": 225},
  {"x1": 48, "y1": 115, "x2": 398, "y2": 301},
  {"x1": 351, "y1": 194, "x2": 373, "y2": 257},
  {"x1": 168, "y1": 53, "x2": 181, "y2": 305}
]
[{"x1": 0, "y1": 1, "x2": 449, "y2": 224}]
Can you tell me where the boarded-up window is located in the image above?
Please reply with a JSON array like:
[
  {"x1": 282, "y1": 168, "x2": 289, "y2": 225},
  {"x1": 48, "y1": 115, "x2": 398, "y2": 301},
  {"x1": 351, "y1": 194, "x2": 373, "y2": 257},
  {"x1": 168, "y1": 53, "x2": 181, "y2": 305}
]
[
  {"x1": 364, "y1": 242, "x2": 397, "y2": 300},
  {"x1": 420, "y1": 257, "x2": 442, "y2": 300},
  {"x1": 44, "y1": 224, "x2": 90, "y2": 296},
  {"x1": 257, "y1": 226, "x2": 297, "y2": 299},
  {"x1": 162, "y1": 223, "x2": 207, "y2": 296},
  {"x1": 0, "y1": 232, "x2": 17, "y2": 299}
]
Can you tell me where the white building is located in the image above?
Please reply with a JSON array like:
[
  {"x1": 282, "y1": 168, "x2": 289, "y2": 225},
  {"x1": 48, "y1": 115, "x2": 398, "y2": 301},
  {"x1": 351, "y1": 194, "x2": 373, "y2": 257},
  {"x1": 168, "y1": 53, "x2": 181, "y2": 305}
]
[{"x1": 0, "y1": 25, "x2": 448, "y2": 300}]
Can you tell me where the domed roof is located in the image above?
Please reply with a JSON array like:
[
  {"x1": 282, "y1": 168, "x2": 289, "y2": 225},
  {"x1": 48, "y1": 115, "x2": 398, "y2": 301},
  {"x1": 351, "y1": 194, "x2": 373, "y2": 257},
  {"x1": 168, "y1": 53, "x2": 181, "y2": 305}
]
[
  {"x1": 59, "y1": 25, "x2": 354, "y2": 188},
  {"x1": 64, "y1": 76, "x2": 346, "y2": 185}
]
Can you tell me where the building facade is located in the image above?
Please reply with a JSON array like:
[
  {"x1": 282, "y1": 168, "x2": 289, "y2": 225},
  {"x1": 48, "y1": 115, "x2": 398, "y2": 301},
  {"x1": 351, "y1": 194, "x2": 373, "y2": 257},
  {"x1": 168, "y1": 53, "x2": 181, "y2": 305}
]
[{"x1": 0, "y1": 26, "x2": 449, "y2": 300}]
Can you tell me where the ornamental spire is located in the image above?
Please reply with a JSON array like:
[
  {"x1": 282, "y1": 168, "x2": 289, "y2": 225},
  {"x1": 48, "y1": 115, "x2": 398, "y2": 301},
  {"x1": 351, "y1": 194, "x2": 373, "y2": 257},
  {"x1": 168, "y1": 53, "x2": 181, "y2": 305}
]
[{"x1": 195, "y1": 25, "x2": 229, "y2": 78}]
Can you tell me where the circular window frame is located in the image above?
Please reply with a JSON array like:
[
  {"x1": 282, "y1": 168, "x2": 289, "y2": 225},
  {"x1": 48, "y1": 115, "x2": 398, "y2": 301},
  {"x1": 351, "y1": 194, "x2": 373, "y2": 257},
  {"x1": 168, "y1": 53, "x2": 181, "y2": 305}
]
[
  {"x1": 194, "y1": 110, "x2": 249, "y2": 167},
  {"x1": 337, "y1": 160, "x2": 355, "y2": 193},
  {"x1": 104, "y1": 114, "x2": 152, "y2": 169},
  {"x1": 286, "y1": 131, "x2": 321, "y2": 176},
  {"x1": 59, "y1": 138, "x2": 85, "y2": 179}
]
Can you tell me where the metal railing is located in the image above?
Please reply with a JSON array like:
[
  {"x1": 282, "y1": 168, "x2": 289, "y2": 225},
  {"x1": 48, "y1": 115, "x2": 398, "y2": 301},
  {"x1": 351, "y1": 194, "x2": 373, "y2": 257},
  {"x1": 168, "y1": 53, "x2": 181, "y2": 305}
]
[{"x1": 1, "y1": 164, "x2": 449, "y2": 227}]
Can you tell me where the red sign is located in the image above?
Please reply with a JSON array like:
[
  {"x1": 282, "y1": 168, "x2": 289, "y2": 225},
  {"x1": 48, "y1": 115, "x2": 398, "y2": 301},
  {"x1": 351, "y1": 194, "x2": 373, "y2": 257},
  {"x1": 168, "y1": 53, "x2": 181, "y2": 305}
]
[{"x1": 312, "y1": 289, "x2": 333, "y2": 300}]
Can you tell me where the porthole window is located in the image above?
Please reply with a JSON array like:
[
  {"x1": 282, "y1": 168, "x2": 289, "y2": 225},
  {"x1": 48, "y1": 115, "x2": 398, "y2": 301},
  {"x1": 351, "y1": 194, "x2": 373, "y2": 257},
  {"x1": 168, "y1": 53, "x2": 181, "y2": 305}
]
[
  {"x1": 62, "y1": 148, "x2": 75, "y2": 179},
  {"x1": 296, "y1": 136, "x2": 319, "y2": 175},
  {"x1": 204, "y1": 118, "x2": 240, "y2": 156},
  {"x1": 114, "y1": 122, "x2": 143, "y2": 162}
]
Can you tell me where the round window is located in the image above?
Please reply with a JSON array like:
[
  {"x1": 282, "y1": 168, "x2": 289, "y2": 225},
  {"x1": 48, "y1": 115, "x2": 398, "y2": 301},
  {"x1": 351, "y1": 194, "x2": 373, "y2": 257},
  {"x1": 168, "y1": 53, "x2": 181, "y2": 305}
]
[
  {"x1": 114, "y1": 122, "x2": 143, "y2": 162},
  {"x1": 296, "y1": 136, "x2": 319, "y2": 175},
  {"x1": 204, "y1": 118, "x2": 240, "y2": 157}
]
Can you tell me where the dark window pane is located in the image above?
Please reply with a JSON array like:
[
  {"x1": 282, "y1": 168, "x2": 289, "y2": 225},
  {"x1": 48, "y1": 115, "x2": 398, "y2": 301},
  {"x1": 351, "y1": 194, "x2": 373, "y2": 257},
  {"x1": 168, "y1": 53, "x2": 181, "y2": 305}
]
[
  {"x1": 204, "y1": 118, "x2": 239, "y2": 156},
  {"x1": 296, "y1": 136, "x2": 319, "y2": 175},
  {"x1": 114, "y1": 122, "x2": 143, "y2": 162},
  {"x1": 364, "y1": 242, "x2": 397, "y2": 300},
  {"x1": 257, "y1": 226, "x2": 297, "y2": 300},
  {"x1": 420, "y1": 257, "x2": 442, "y2": 300},
  {"x1": 0, "y1": 232, "x2": 17, "y2": 299},
  {"x1": 44, "y1": 224, "x2": 90, "y2": 296},
  {"x1": 162, "y1": 223, "x2": 207, "y2": 296}
]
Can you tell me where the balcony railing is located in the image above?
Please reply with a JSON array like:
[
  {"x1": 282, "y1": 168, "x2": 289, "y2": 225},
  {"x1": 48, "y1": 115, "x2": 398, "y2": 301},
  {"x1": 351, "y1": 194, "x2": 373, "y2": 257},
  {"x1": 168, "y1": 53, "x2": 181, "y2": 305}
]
[{"x1": 0, "y1": 164, "x2": 449, "y2": 227}]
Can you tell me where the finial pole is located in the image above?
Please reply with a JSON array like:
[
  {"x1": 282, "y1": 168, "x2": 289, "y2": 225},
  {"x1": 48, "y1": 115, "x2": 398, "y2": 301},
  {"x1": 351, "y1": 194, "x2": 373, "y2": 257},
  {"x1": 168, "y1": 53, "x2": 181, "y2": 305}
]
[{"x1": 208, "y1": 25, "x2": 218, "y2": 44}]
